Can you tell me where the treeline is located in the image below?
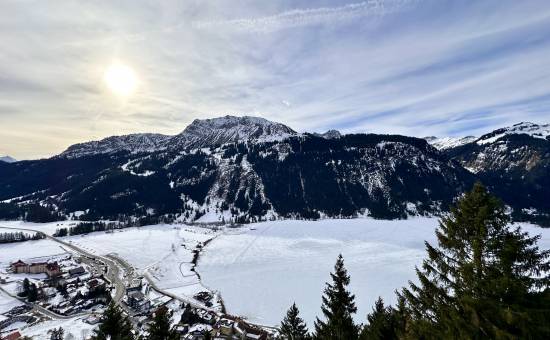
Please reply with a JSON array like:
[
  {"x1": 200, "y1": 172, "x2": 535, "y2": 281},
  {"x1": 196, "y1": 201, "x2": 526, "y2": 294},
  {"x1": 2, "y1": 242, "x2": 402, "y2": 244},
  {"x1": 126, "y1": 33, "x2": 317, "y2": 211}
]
[
  {"x1": 54, "y1": 221, "x2": 121, "y2": 237},
  {"x1": 0, "y1": 202, "x2": 65, "y2": 223},
  {"x1": 279, "y1": 183, "x2": 550, "y2": 340},
  {"x1": 53, "y1": 214, "x2": 177, "y2": 237},
  {"x1": 0, "y1": 231, "x2": 44, "y2": 244}
]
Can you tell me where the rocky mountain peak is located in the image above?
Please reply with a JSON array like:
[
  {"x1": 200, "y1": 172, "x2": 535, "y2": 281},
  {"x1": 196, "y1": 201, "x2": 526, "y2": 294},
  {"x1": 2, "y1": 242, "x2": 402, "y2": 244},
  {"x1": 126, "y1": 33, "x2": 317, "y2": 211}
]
[
  {"x1": 313, "y1": 129, "x2": 342, "y2": 139},
  {"x1": 476, "y1": 122, "x2": 550, "y2": 145},
  {"x1": 424, "y1": 136, "x2": 477, "y2": 150}
]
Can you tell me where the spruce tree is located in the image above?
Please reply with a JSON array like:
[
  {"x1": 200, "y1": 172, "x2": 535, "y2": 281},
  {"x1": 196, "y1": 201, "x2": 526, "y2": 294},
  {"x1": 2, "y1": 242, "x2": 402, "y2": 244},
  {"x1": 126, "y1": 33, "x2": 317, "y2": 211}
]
[
  {"x1": 148, "y1": 306, "x2": 178, "y2": 340},
  {"x1": 314, "y1": 254, "x2": 359, "y2": 340},
  {"x1": 48, "y1": 327, "x2": 64, "y2": 340},
  {"x1": 359, "y1": 297, "x2": 398, "y2": 340},
  {"x1": 92, "y1": 303, "x2": 134, "y2": 340},
  {"x1": 401, "y1": 182, "x2": 550, "y2": 339},
  {"x1": 280, "y1": 303, "x2": 309, "y2": 339}
]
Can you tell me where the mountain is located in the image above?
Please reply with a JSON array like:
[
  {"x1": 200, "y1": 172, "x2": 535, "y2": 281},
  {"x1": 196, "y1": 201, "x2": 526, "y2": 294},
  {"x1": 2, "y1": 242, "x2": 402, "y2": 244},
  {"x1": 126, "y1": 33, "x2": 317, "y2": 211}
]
[
  {"x1": 61, "y1": 115, "x2": 297, "y2": 158},
  {"x1": 62, "y1": 133, "x2": 171, "y2": 158},
  {"x1": 0, "y1": 156, "x2": 16, "y2": 163},
  {"x1": 444, "y1": 122, "x2": 550, "y2": 225},
  {"x1": 0, "y1": 118, "x2": 548, "y2": 225},
  {"x1": 313, "y1": 130, "x2": 342, "y2": 139},
  {"x1": 424, "y1": 136, "x2": 477, "y2": 150}
]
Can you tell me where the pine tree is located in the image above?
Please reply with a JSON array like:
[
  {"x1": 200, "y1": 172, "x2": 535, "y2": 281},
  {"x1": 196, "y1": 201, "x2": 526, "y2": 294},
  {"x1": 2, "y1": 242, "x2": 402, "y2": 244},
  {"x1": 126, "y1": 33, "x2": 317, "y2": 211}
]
[
  {"x1": 148, "y1": 306, "x2": 178, "y2": 340},
  {"x1": 401, "y1": 182, "x2": 550, "y2": 338},
  {"x1": 280, "y1": 303, "x2": 309, "y2": 339},
  {"x1": 91, "y1": 303, "x2": 134, "y2": 340},
  {"x1": 27, "y1": 282, "x2": 38, "y2": 302},
  {"x1": 314, "y1": 254, "x2": 359, "y2": 340},
  {"x1": 20, "y1": 278, "x2": 30, "y2": 297},
  {"x1": 48, "y1": 327, "x2": 64, "y2": 340},
  {"x1": 359, "y1": 297, "x2": 398, "y2": 340}
]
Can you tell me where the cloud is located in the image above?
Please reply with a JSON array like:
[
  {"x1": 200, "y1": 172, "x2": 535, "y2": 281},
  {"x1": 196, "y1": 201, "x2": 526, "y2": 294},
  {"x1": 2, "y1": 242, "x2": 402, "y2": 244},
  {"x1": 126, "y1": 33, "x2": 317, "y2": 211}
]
[
  {"x1": 193, "y1": 0, "x2": 416, "y2": 33},
  {"x1": 2, "y1": 0, "x2": 550, "y2": 159}
]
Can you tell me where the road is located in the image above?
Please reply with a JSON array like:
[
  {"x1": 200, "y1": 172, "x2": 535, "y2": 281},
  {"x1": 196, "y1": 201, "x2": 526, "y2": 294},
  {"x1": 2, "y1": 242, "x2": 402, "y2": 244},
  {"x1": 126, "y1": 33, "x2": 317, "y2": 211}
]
[
  {"x1": 0, "y1": 225, "x2": 127, "y2": 311},
  {"x1": 0, "y1": 225, "x2": 279, "y2": 332},
  {"x1": 0, "y1": 283, "x2": 84, "y2": 320}
]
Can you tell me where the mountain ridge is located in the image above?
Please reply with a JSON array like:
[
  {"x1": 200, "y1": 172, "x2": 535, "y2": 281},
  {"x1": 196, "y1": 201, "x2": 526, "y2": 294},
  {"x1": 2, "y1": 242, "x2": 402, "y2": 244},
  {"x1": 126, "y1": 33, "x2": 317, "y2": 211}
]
[{"x1": 1, "y1": 117, "x2": 549, "y2": 225}]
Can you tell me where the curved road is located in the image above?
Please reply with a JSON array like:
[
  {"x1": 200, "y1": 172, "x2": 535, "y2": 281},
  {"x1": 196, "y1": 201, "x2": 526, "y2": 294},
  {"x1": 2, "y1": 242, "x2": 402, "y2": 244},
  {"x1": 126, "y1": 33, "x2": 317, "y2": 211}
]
[
  {"x1": 0, "y1": 226, "x2": 127, "y2": 312},
  {"x1": 0, "y1": 225, "x2": 279, "y2": 332}
]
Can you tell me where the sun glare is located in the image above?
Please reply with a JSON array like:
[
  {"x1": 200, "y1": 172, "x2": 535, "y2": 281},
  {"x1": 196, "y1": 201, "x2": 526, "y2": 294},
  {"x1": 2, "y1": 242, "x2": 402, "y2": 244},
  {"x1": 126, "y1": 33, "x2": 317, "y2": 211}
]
[{"x1": 103, "y1": 62, "x2": 138, "y2": 96}]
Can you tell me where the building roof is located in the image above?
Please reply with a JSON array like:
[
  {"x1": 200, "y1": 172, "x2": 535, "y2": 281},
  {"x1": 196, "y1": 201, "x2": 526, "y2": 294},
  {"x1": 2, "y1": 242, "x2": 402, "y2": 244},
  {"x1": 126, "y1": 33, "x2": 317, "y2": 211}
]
[
  {"x1": 11, "y1": 260, "x2": 27, "y2": 267},
  {"x1": 3, "y1": 331, "x2": 21, "y2": 340}
]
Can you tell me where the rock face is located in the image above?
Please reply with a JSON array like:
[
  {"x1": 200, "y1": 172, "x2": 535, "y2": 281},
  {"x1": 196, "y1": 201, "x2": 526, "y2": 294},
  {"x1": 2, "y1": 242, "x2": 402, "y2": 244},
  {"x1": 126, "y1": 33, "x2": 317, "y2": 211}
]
[
  {"x1": 0, "y1": 118, "x2": 548, "y2": 225},
  {"x1": 313, "y1": 130, "x2": 342, "y2": 139},
  {"x1": 60, "y1": 115, "x2": 297, "y2": 158},
  {"x1": 444, "y1": 122, "x2": 550, "y2": 225}
]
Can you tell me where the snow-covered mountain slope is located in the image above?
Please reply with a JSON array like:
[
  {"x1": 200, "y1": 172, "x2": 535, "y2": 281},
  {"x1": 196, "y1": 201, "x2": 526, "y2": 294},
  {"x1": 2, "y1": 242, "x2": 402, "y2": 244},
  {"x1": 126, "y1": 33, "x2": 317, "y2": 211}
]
[
  {"x1": 62, "y1": 133, "x2": 171, "y2": 158},
  {"x1": 0, "y1": 156, "x2": 16, "y2": 163},
  {"x1": 313, "y1": 130, "x2": 341, "y2": 139},
  {"x1": 476, "y1": 122, "x2": 550, "y2": 145},
  {"x1": 444, "y1": 122, "x2": 550, "y2": 224},
  {"x1": 170, "y1": 115, "x2": 297, "y2": 149},
  {"x1": 2, "y1": 118, "x2": 549, "y2": 225},
  {"x1": 0, "y1": 133, "x2": 475, "y2": 223},
  {"x1": 424, "y1": 136, "x2": 477, "y2": 150},
  {"x1": 60, "y1": 115, "x2": 297, "y2": 158}
]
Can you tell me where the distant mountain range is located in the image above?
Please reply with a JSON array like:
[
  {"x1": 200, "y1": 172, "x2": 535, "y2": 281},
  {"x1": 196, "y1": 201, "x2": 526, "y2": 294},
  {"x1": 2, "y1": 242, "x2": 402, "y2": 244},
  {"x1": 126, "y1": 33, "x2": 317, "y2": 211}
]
[
  {"x1": 1, "y1": 117, "x2": 548, "y2": 225},
  {"x1": 0, "y1": 156, "x2": 16, "y2": 163}
]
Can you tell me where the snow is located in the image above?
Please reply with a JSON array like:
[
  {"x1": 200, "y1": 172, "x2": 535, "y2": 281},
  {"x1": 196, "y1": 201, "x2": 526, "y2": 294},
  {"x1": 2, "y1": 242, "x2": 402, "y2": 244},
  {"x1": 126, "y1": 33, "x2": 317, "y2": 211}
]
[
  {"x1": 477, "y1": 122, "x2": 550, "y2": 145},
  {"x1": 60, "y1": 115, "x2": 298, "y2": 158},
  {"x1": 0, "y1": 156, "x2": 17, "y2": 163},
  {"x1": 63, "y1": 224, "x2": 219, "y2": 301},
  {"x1": 0, "y1": 237, "x2": 67, "y2": 269},
  {"x1": 198, "y1": 218, "x2": 550, "y2": 327},
  {"x1": 21, "y1": 315, "x2": 97, "y2": 340},
  {"x1": 0, "y1": 220, "x2": 80, "y2": 237},
  {"x1": 0, "y1": 289, "x2": 22, "y2": 316},
  {"x1": 424, "y1": 136, "x2": 476, "y2": 150}
]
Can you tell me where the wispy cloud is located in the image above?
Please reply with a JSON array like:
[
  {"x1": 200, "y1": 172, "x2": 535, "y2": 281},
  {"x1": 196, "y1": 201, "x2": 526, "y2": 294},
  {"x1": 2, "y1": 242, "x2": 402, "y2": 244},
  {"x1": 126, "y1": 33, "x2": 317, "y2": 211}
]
[
  {"x1": 1, "y1": 0, "x2": 550, "y2": 159},
  {"x1": 193, "y1": 0, "x2": 416, "y2": 32}
]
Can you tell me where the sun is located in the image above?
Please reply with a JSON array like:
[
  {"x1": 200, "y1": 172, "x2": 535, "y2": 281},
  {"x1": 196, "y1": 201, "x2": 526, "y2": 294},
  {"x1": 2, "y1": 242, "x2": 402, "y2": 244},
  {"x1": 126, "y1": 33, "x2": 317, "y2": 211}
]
[{"x1": 103, "y1": 62, "x2": 138, "y2": 96}]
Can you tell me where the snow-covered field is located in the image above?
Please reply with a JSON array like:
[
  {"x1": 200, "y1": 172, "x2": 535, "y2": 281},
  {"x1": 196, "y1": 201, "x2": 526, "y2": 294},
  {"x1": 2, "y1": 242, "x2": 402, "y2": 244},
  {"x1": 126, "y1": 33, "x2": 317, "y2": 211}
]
[
  {"x1": 2, "y1": 218, "x2": 549, "y2": 331},
  {"x1": 19, "y1": 316, "x2": 97, "y2": 340},
  {"x1": 0, "y1": 235, "x2": 67, "y2": 270},
  {"x1": 62, "y1": 224, "x2": 219, "y2": 299},
  {"x1": 198, "y1": 218, "x2": 550, "y2": 327}
]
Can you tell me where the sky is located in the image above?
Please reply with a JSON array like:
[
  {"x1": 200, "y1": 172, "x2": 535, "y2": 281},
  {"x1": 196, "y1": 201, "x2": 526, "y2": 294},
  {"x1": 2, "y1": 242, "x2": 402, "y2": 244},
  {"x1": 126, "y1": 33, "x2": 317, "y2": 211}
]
[{"x1": 1, "y1": 0, "x2": 550, "y2": 160}]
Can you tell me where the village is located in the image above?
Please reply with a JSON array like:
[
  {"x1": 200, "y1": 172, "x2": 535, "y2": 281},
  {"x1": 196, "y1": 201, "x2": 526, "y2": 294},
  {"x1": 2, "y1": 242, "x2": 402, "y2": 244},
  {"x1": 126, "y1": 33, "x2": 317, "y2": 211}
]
[{"x1": 1, "y1": 248, "x2": 274, "y2": 340}]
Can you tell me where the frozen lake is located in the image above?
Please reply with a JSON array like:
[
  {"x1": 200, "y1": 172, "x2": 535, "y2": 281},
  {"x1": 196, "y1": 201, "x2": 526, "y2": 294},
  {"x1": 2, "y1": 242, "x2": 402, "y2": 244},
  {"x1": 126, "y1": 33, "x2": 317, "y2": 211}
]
[{"x1": 198, "y1": 218, "x2": 550, "y2": 327}]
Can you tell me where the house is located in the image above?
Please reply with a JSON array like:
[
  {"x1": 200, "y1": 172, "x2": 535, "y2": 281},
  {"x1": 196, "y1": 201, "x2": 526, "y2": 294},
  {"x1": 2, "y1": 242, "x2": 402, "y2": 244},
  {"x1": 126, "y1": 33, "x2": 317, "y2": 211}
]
[
  {"x1": 28, "y1": 262, "x2": 47, "y2": 274},
  {"x1": 234, "y1": 322, "x2": 268, "y2": 340},
  {"x1": 45, "y1": 262, "x2": 61, "y2": 277},
  {"x1": 126, "y1": 278, "x2": 142, "y2": 293},
  {"x1": 10, "y1": 260, "x2": 50, "y2": 275},
  {"x1": 127, "y1": 291, "x2": 150, "y2": 313},
  {"x1": 216, "y1": 318, "x2": 235, "y2": 336},
  {"x1": 10, "y1": 260, "x2": 27, "y2": 273},
  {"x1": 69, "y1": 266, "x2": 85, "y2": 276},
  {"x1": 1, "y1": 331, "x2": 21, "y2": 340}
]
